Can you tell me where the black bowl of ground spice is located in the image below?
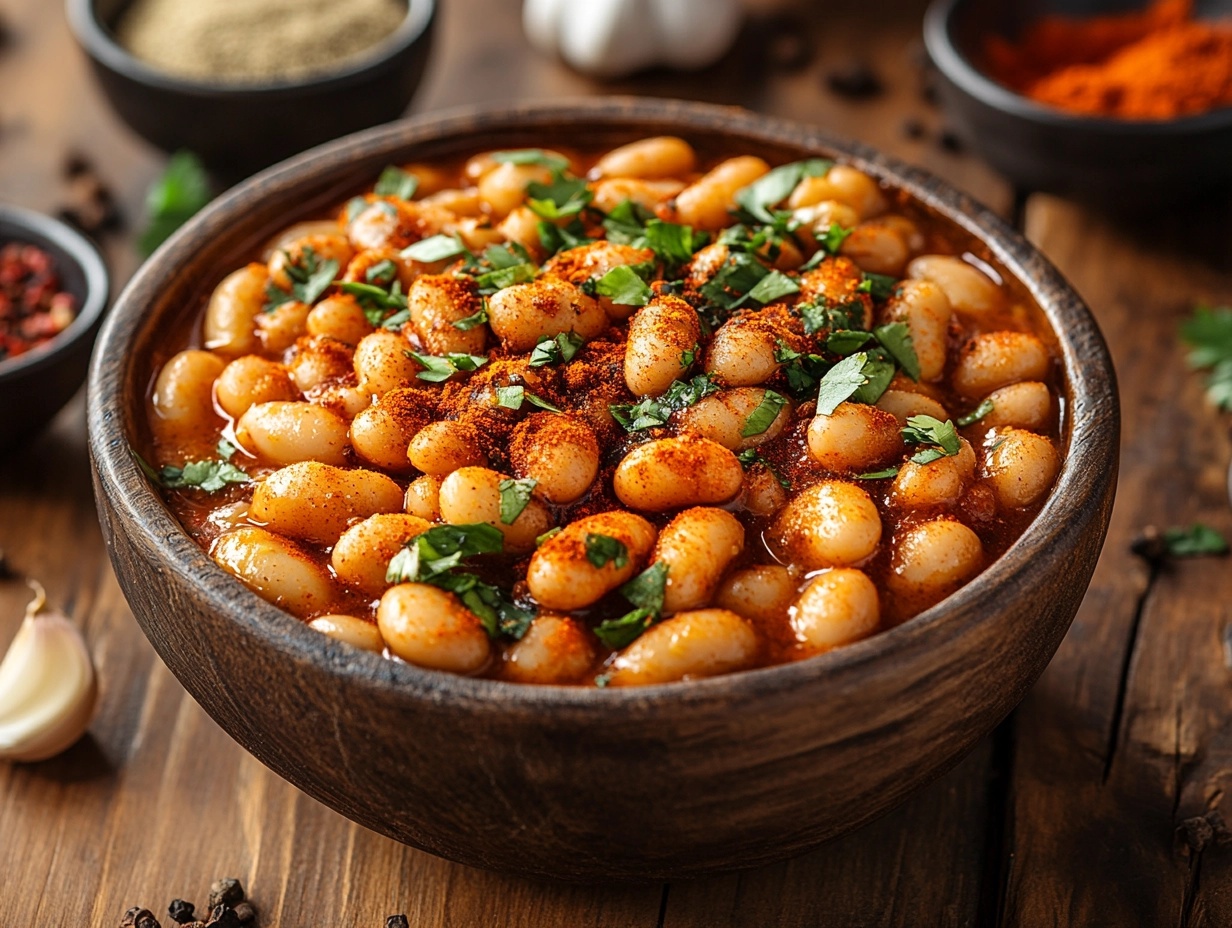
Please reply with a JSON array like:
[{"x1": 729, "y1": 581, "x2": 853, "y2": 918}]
[
  {"x1": 925, "y1": 0, "x2": 1232, "y2": 207},
  {"x1": 66, "y1": 0, "x2": 437, "y2": 175},
  {"x1": 0, "y1": 206, "x2": 109, "y2": 452}
]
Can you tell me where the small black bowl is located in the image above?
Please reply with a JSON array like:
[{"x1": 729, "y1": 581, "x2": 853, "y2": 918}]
[
  {"x1": 0, "y1": 206, "x2": 109, "y2": 453},
  {"x1": 924, "y1": 0, "x2": 1232, "y2": 206},
  {"x1": 66, "y1": 0, "x2": 437, "y2": 175}
]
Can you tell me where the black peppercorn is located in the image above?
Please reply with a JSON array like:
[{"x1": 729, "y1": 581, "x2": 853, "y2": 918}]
[
  {"x1": 168, "y1": 900, "x2": 195, "y2": 924},
  {"x1": 232, "y1": 902, "x2": 256, "y2": 925},
  {"x1": 385, "y1": 916, "x2": 410, "y2": 928},
  {"x1": 120, "y1": 907, "x2": 162, "y2": 928},
  {"x1": 901, "y1": 117, "x2": 928, "y2": 141},
  {"x1": 938, "y1": 128, "x2": 964, "y2": 154},
  {"x1": 207, "y1": 879, "x2": 245, "y2": 910},
  {"x1": 204, "y1": 904, "x2": 241, "y2": 928},
  {"x1": 825, "y1": 60, "x2": 884, "y2": 100}
]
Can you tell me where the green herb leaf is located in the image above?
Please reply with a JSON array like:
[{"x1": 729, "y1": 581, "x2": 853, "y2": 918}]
[
  {"x1": 735, "y1": 448, "x2": 791, "y2": 489},
  {"x1": 264, "y1": 245, "x2": 340, "y2": 312},
  {"x1": 820, "y1": 223, "x2": 853, "y2": 256},
  {"x1": 1180, "y1": 305, "x2": 1232, "y2": 411},
  {"x1": 1163, "y1": 523, "x2": 1230, "y2": 557},
  {"x1": 344, "y1": 197, "x2": 370, "y2": 223},
  {"x1": 700, "y1": 251, "x2": 770, "y2": 310},
  {"x1": 537, "y1": 220, "x2": 593, "y2": 255},
  {"x1": 406, "y1": 351, "x2": 489, "y2": 383},
  {"x1": 857, "y1": 273, "x2": 898, "y2": 301},
  {"x1": 526, "y1": 174, "x2": 592, "y2": 219},
  {"x1": 901, "y1": 415, "x2": 961, "y2": 464},
  {"x1": 138, "y1": 448, "x2": 248, "y2": 494},
  {"x1": 498, "y1": 478, "x2": 538, "y2": 525},
  {"x1": 402, "y1": 234, "x2": 469, "y2": 263},
  {"x1": 595, "y1": 265, "x2": 652, "y2": 307},
  {"x1": 799, "y1": 299, "x2": 864, "y2": 335},
  {"x1": 473, "y1": 262, "x2": 537, "y2": 293},
  {"x1": 491, "y1": 149, "x2": 570, "y2": 172},
  {"x1": 873, "y1": 322, "x2": 921, "y2": 381},
  {"x1": 494, "y1": 385, "x2": 562, "y2": 413},
  {"x1": 452, "y1": 305, "x2": 489, "y2": 331},
  {"x1": 585, "y1": 534, "x2": 629, "y2": 570},
  {"x1": 365, "y1": 259, "x2": 398, "y2": 286},
  {"x1": 747, "y1": 270, "x2": 800, "y2": 305},
  {"x1": 593, "y1": 608, "x2": 654, "y2": 650},
  {"x1": 775, "y1": 340, "x2": 832, "y2": 398},
  {"x1": 609, "y1": 374, "x2": 720, "y2": 431},
  {"x1": 374, "y1": 166, "x2": 419, "y2": 200},
  {"x1": 851, "y1": 355, "x2": 896, "y2": 405},
  {"x1": 957, "y1": 398, "x2": 995, "y2": 427},
  {"x1": 619, "y1": 562, "x2": 669, "y2": 614},
  {"x1": 527, "y1": 392, "x2": 563, "y2": 413},
  {"x1": 529, "y1": 331, "x2": 584, "y2": 367},
  {"x1": 815, "y1": 352, "x2": 871, "y2": 415},
  {"x1": 535, "y1": 526, "x2": 562, "y2": 546},
  {"x1": 602, "y1": 199, "x2": 652, "y2": 244},
  {"x1": 216, "y1": 438, "x2": 237, "y2": 461},
  {"x1": 339, "y1": 279, "x2": 407, "y2": 311},
  {"x1": 855, "y1": 466, "x2": 900, "y2": 480},
  {"x1": 734, "y1": 159, "x2": 832, "y2": 224},
  {"x1": 139, "y1": 151, "x2": 212, "y2": 257},
  {"x1": 741, "y1": 390, "x2": 787, "y2": 437},
  {"x1": 679, "y1": 345, "x2": 698, "y2": 368},
  {"x1": 826, "y1": 329, "x2": 874, "y2": 355},
  {"x1": 643, "y1": 219, "x2": 706, "y2": 267},
  {"x1": 381, "y1": 308, "x2": 411, "y2": 331}
]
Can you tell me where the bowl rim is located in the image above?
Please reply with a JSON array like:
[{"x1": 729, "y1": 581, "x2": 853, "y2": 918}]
[
  {"x1": 66, "y1": 0, "x2": 436, "y2": 96},
  {"x1": 87, "y1": 97, "x2": 1119, "y2": 715},
  {"x1": 924, "y1": 0, "x2": 1232, "y2": 133},
  {"x1": 0, "y1": 204, "x2": 110, "y2": 383}
]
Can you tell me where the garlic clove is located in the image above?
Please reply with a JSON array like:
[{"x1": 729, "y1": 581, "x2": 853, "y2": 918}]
[{"x1": 0, "y1": 581, "x2": 98, "y2": 763}]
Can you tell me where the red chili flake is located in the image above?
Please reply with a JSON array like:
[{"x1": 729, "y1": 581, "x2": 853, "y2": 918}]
[{"x1": 0, "y1": 240, "x2": 77, "y2": 362}]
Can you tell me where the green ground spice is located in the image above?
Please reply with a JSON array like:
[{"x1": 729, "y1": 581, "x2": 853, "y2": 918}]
[{"x1": 116, "y1": 0, "x2": 407, "y2": 84}]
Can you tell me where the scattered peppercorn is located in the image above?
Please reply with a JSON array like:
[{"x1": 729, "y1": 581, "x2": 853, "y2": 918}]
[
  {"x1": 825, "y1": 59, "x2": 884, "y2": 100},
  {"x1": 168, "y1": 900, "x2": 196, "y2": 924},
  {"x1": 231, "y1": 903, "x2": 256, "y2": 925},
  {"x1": 1129, "y1": 525, "x2": 1168, "y2": 565},
  {"x1": 56, "y1": 152, "x2": 123, "y2": 237},
  {"x1": 207, "y1": 878, "x2": 245, "y2": 911},
  {"x1": 937, "y1": 128, "x2": 964, "y2": 154},
  {"x1": 0, "y1": 241, "x2": 78, "y2": 362},
  {"x1": 762, "y1": 14, "x2": 812, "y2": 73},
  {"x1": 901, "y1": 117, "x2": 928, "y2": 141},
  {"x1": 0, "y1": 549, "x2": 13, "y2": 579},
  {"x1": 385, "y1": 917, "x2": 410, "y2": 928},
  {"x1": 204, "y1": 904, "x2": 241, "y2": 928},
  {"x1": 121, "y1": 908, "x2": 162, "y2": 928}
]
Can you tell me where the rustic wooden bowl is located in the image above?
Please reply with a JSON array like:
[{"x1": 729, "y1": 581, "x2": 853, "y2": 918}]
[{"x1": 87, "y1": 99, "x2": 1118, "y2": 882}]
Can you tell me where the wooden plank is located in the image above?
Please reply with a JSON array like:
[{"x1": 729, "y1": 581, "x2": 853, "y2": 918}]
[
  {"x1": 0, "y1": 0, "x2": 1019, "y2": 924},
  {"x1": 998, "y1": 196, "x2": 1232, "y2": 926}
]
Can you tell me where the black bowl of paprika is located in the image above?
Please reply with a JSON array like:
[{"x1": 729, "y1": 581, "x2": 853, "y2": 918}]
[
  {"x1": 925, "y1": 0, "x2": 1232, "y2": 206},
  {"x1": 0, "y1": 206, "x2": 110, "y2": 453}
]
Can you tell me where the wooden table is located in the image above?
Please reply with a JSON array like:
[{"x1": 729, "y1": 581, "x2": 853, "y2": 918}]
[{"x1": 2, "y1": 0, "x2": 1230, "y2": 924}]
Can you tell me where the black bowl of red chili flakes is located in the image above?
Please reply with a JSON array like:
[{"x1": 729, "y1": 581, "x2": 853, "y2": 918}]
[{"x1": 0, "y1": 205, "x2": 109, "y2": 451}]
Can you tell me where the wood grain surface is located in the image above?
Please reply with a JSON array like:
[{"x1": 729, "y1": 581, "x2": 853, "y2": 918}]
[{"x1": 0, "y1": 0, "x2": 1226, "y2": 923}]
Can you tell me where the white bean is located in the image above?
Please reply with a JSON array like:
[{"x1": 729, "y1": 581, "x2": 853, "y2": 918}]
[
  {"x1": 624, "y1": 295, "x2": 702, "y2": 396},
  {"x1": 881, "y1": 280, "x2": 952, "y2": 383},
  {"x1": 888, "y1": 519, "x2": 984, "y2": 606},
  {"x1": 715, "y1": 565, "x2": 798, "y2": 627},
  {"x1": 349, "y1": 387, "x2": 435, "y2": 472},
  {"x1": 907, "y1": 255, "x2": 1003, "y2": 316},
  {"x1": 404, "y1": 474, "x2": 442, "y2": 521},
  {"x1": 409, "y1": 274, "x2": 487, "y2": 355},
  {"x1": 378, "y1": 583, "x2": 491, "y2": 673},
  {"x1": 592, "y1": 137, "x2": 697, "y2": 179},
  {"x1": 308, "y1": 614, "x2": 385, "y2": 653},
  {"x1": 613, "y1": 436, "x2": 744, "y2": 511},
  {"x1": 652, "y1": 507, "x2": 745, "y2": 614},
  {"x1": 502, "y1": 614, "x2": 597, "y2": 684},
  {"x1": 151, "y1": 350, "x2": 226, "y2": 431},
  {"x1": 953, "y1": 332, "x2": 1051, "y2": 399},
  {"x1": 677, "y1": 388, "x2": 792, "y2": 450},
  {"x1": 214, "y1": 355, "x2": 299, "y2": 419},
  {"x1": 891, "y1": 440, "x2": 977, "y2": 509},
  {"x1": 332, "y1": 513, "x2": 432, "y2": 598},
  {"x1": 670, "y1": 157, "x2": 770, "y2": 231},
  {"x1": 487, "y1": 278, "x2": 606, "y2": 353},
  {"x1": 235, "y1": 401, "x2": 351, "y2": 467},
  {"x1": 204, "y1": 263, "x2": 266, "y2": 356},
  {"x1": 509, "y1": 413, "x2": 600, "y2": 504},
  {"x1": 790, "y1": 569, "x2": 880, "y2": 656},
  {"x1": 806, "y1": 402, "x2": 903, "y2": 474},
  {"x1": 407, "y1": 419, "x2": 487, "y2": 476},
  {"x1": 770, "y1": 480, "x2": 882, "y2": 570},
  {"x1": 353, "y1": 329, "x2": 421, "y2": 398},
  {"x1": 250, "y1": 462, "x2": 403, "y2": 544},
  {"x1": 438, "y1": 466, "x2": 554, "y2": 554},
  {"x1": 526, "y1": 511, "x2": 657, "y2": 611},
  {"x1": 984, "y1": 429, "x2": 1060, "y2": 508},
  {"x1": 606, "y1": 609, "x2": 759, "y2": 686},
  {"x1": 211, "y1": 526, "x2": 337, "y2": 617},
  {"x1": 977, "y1": 381, "x2": 1052, "y2": 431}
]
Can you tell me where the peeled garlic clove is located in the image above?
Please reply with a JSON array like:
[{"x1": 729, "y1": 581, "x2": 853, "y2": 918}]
[{"x1": 0, "y1": 581, "x2": 98, "y2": 762}]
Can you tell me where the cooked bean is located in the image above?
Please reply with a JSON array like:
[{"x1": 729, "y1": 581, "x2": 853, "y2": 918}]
[
  {"x1": 204, "y1": 263, "x2": 266, "y2": 356},
  {"x1": 606, "y1": 609, "x2": 759, "y2": 686},
  {"x1": 891, "y1": 440, "x2": 977, "y2": 509},
  {"x1": 907, "y1": 255, "x2": 1002, "y2": 316},
  {"x1": 211, "y1": 526, "x2": 337, "y2": 616},
  {"x1": 542, "y1": 241, "x2": 655, "y2": 320},
  {"x1": 770, "y1": 480, "x2": 882, "y2": 570},
  {"x1": 652, "y1": 507, "x2": 745, "y2": 614},
  {"x1": 624, "y1": 295, "x2": 702, "y2": 396},
  {"x1": 678, "y1": 387, "x2": 792, "y2": 450},
  {"x1": 806, "y1": 402, "x2": 903, "y2": 473},
  {"x1": 670, "y1": 156, "x2": 770, "y2": 230},
  {"x1": 438, "y1": 466, "x2": 554, "y2": 553},
  {"x1": 613, "y1": 436, "x2": 744, "y2": 511},
  {"x1": 740, "y1": 466, "x2": 788, "y2": 517},
  {"x1": 705, "y1": 317, "x2": 780, "y2": 386},
  {"x1": 984, "y1": 428, "x2": 1060, "y2": 508},
  {"x1": 590, "y1": 177, "x2": 684, "y2": 214},
  {"x1": 307, "y1": 294, "x2": 373, "y2": 346},
  {"x1": 353, "y1": 329, "x2": 421, "y2": 397},
  {"x1": 350, "y1": 387, "x2": 435, "y2": 472},
  {"x1": 502, "y1": 614, "x2": 597, "y2": 684},
  {"x1": 875, "y1": 388, "x2": 950, "y2": 425},
  {"x1": 409, "y1": 274, "x2": 487, "y2": 355},
  {"x1": 592, "y1": 136, "x2": 697, "y2": 179},
  {"x1": 287, "y1": 335, "x2": 354, "y2": 393},
  {"x1": 509, "y1": 413, "x2": 600, "y2": 504},
  {"x1": 256, "y1": 300, "x2": 310, "y2": 353},
  {"x1": 250, "y1": 461, "x2": 403, "y2": 544},
  {"x1": 478, "y1": 161, "x2": 554, "y2": 219},
  {"x1": 881, "y1": 280, "x2": 952, "y2": 382},
  {"x1": 407, "y1": 419, "x2": 487, "y2": 475},
  {"x1": 261, "y1": 220, "x2": 342, "y2": 261},
  {"x1": 235, "y1": 401, "x2": 351, "y2": 467},
  {"x1": 953, "y1": 332, "x2": 1051, "y2": 399},
  {"x1": 786, "y1": 165, "x2": 887, "y2": 220},
  {"x1": 715, "y1": 565, "x2": 798, "y2": 627},
  {"x1": 404, "y1": 474, "x2": 442, "y2": 521},
  {"x1": 309, "y1": 382, "x2": 370, "y2": 421},
  {"x1": 797, "y1": 256, "x2": 873, "y2": 328},
  {"x1": 377, "y1": 583, "x2": 491, "y2": 673},
  {"x1": 977, "y1": 381, "x2": 1052, "y2": 431},
  {"x1": 526, "y1": 511, "x2": 657, "y2": 611},
  {"x1": 792, "y1": 200, "x2": 862, "y2": 250},
  {"x1": 215, "y1": 355, "x2": 299, "y2": 419},
  {"x1": 487, "y1": 278, "x2": 607, "y2": 352},
  {"x1": 791, "y1": 569, "x2": 880, "y2": 656},
  {"x1": 840, "y1": 220, "x2": 912, "y2": 276},
  {"x1": 332, "y1": 513, "x2": 432, "y2": 597},
  {"x1": 267, "y1": 233, "x2": 353, "y2": 290},
  {"x1": 151, "y1": 350, "x2": 226, "y2": 430},
  {"x1": 308, "y1": 614, "x2": 385, "y2": 653},
  {"x1": 888, "y1": 519, "x2": 984, "y2": 605},
  {"x1": 495, "y1": 206, "x2": 548, "y2": 259}
]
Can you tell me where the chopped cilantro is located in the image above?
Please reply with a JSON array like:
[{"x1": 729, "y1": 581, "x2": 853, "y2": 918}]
[
  {"x1": 365, "y1": 259, "x2": 398, "y2": 285},
  {"x1": 873, "y1": 322, "x2": 921, "y2": 381},
  {"x1": 138, "y1": 150, "x2": 212, "y2": 257},
  {"x1": 901, "y1": 415, "x2": 961, "y2": 464},
  {"x1": 585, "y1": 534, "x2": 629, "y2": 570},
  {"x1": 535, "y1": 526, "x2": 563, "y2": 546},
  {"x1": 679, "y1": 344, "x2": 698, "y2": 368},
  {"x1": 826, "y1": 329, "x2": 874, "y2": 355},
  {"x1": 1163, "y1": 524, "x2": 1230, "y2": 557},
  {"x1": 746, "y1": 269, "x2": 800, "y2": 305},
  {"x1": 498, "y1": 478, "x2": 538, "y2": 525},
  {"x1": 264, "y1": 246, "x2": 339, "y2": 312},
  {"x1": 537, "y1": 219, "x2": 593, "y2": 255},
  {"x1": 850, "y1": 353, "x2": 896, "y2": 405},
  {"x1": 526, "y1": 173, "x2": 592, "y2": 219},
  {"x1": 820, "y1": 223, "x2": 853, "y2": 255},
  {"x1": 406, "y1": 351, "x2": 488, "y2": 383},
  {"x1": 699, "y1": 251, "x2": 770, "y2": 310},
  {"x1": 734, "y1": 159, "x2": 832, "y2": 224},
  {"x1": 593, "y1": 608, "x2": 654, "y2": 650},
  {"x1": 643, "y1": 219, "x2": 706, "y2": 268},
  {"x1": 473, "y1": 262, "x2": 537, "y2": 293},
  {"x1": 815, "y1": 351, "x2": 872, "y2": 415},
  {"x1": 857, "y1": 273, "x2": 898, "y2": 301},
  {"x1": 134, "y1": 448, "x2": 248, "y2": 493},
  {"x1": 374, "y1": 165, "x2": 419, "y2": 200},
  {"x1": 595, "y1": 265, "x2": 652, "y2": 307},
  {"x1": 735, "y1": 448, "x2": 791, "y2": 489},
  {"x1": 799, "y1": 299, "x2": 864, "y2": 335},
  {"x1": 451, "y1": 304, "x2": 489, "y2": 331},
  {"x1": 494, "y1": 385, "x2": 562, "y2": 413},
  {"x1": 1180, "y1": 305, "x2": 1232, "y2": 411},
  {"x1": 602, "y1": 199, "x2": 653, "y2": 244},
  {"x1": 619, "y1": 561, "x2": 669, "y2": 614},
  {"x1": 741, "y1": 390, "x2": 787, "y2": 437},
  {"x1": 775, "y1": 340, "x2": 831, "y2": 398},
  {"x1": 855, "y1": 466, "x2": 900, "y2": 480},
  {"x1": 609, "y1": 374, "x2": 720, "y2": 431},
  {"x1": 957, "y1": 398, "x2": 996, "y2": 427},
  {"x1": 402, "y1": 234, "x2": 469, "y2": 263},
  {"x1": 529, "y1": 331, "x2": 584, "y2": 367}
]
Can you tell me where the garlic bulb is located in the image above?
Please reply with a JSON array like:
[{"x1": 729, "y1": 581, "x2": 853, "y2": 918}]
[
  {"x1": 0, "y1": 581, "x2": 98, "y2": 762},
  {"x1": 523, "y1": 0, "x2": 743, "y2": 79}
]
